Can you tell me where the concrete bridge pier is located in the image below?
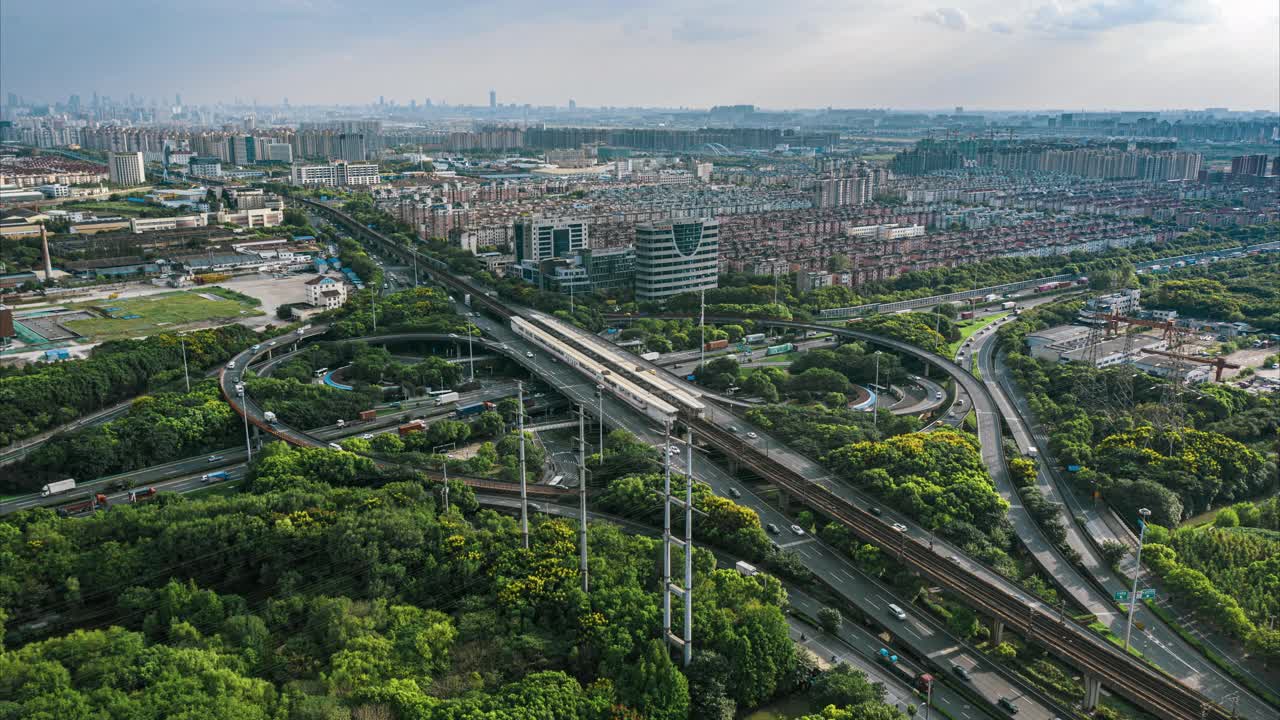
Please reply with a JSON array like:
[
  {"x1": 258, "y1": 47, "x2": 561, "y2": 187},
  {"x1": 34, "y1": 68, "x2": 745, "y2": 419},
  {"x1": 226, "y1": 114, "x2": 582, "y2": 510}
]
[
  {"x1": 990, "y1": 617, "x2": 1005, "y2": 645},
  {"x1": 1082, "y1": 673, "x2": 1103, "y2": 710}
]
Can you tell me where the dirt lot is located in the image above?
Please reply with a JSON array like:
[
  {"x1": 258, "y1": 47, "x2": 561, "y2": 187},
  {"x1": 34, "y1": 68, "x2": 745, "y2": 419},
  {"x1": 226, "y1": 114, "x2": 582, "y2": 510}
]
[{"x1": 209, "y1": 274, "x2": 310, "y2": 326}]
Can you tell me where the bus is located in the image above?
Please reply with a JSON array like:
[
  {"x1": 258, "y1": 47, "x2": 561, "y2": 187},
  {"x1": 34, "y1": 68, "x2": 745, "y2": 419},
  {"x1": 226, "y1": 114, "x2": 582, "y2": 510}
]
[{"x1": 313, "y1": 367, "x2": 329, "y2": 378}]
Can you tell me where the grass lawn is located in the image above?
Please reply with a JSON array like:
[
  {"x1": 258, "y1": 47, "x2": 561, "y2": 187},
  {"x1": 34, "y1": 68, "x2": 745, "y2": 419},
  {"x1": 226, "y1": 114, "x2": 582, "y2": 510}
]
[
  {"x1": 63, "y1": 291, "x2": 262, "y2": 341},
  {"x1": 184, "y1": 480, "x2": 245, "y2": 499},
  {"x1": 741, "y1": 693, "x2": 814, "y2": 720},
  {"x1": 62, "y1": 200, "x2": 155, "y2": 217},
  {"x1": 947, "y1": 312, "x2": 1010, "y2": 356}
]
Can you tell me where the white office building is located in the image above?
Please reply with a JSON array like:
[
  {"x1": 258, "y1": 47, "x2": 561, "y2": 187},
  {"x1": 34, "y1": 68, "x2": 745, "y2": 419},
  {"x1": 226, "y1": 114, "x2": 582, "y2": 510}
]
[
  {"x1": 635, "y1": 218, "x2": 719, "y2": 302},
  {"x1": 290, "y1": 161, "x2": 380, "y2": 187},
  {"x1": 513, "y1": 217, "x2": 588, "y2": 264},
  {"x1": 108, "y1": 152, "x2": 146, "y2": 186}
]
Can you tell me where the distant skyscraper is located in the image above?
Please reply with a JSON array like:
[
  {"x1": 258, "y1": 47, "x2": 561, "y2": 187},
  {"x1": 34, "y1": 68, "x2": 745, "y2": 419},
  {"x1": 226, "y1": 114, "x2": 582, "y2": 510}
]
[
  {"x1": 379, "y1": 95, "x2": 385, "y2": 106},
  {"x1": 1230, "y1": 154, "x2": 1269, "y2": 177},
  {"x1": 569, "y1": 99, "x2": 576, "y2": 110},
  {"x1": 108, "y1": 152, "x2": 146, "y2": 185},
  {"x1": 635, "y1": 218, "x2": 720, "y2": 302},
  {"x1": 489, "y1": 90, "x2": 496, "y2": 109},
  {"x1": 175, "y1": 93, "x2": 182, "y2": 107}
]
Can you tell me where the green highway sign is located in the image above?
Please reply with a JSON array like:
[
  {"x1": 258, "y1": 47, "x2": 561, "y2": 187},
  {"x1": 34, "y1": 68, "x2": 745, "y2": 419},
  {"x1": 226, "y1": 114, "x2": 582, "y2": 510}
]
[
  {"x1": 1139, "y1": 589, "x2": 1157, "y2": 600},
  {"x1": 1114, "y1": 591, "x2": 1130, "y2": 601}
]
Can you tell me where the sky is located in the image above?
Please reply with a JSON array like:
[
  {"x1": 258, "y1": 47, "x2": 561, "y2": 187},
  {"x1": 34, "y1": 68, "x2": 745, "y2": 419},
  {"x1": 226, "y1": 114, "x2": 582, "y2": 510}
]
[{"x1": 2, "y1": 0, "x2": 1277, "y2": 112}]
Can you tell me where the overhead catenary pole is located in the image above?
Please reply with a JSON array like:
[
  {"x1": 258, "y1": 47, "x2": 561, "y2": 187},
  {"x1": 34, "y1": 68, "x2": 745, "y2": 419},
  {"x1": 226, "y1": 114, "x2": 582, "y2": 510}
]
[
  {"x1": 441, "y1": 460, "x2": 449, "y2": 512},
  {"x1": 873, "y1": 350, "x2": 882, "y2": 434},
  {"x1": 662, "y1": 421, "x2": 673, "y2": 646},
  {"x1": 518, "y1": 381, "x2": 529, "y2": 550},
  {"x1": 578, "y1": 405, "x2": 589, "y2": 592},
  {"x1": 241, "y1": 403, "x2": 253, "y2": 464},
  {"x1": 467, "y1": 321, "x2": 475, "y2": 382},
  {"x1": 682, "y1": 423, "x2": 693, "y2": 667}
]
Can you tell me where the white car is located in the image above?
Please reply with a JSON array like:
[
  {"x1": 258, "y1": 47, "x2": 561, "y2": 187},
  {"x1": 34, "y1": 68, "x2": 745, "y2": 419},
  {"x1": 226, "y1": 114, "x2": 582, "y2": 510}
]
[
  {"x1": 525, "y1": 351, "x2": 534, "y2": 358},
  {"x1": 891, "y1": 522, "x2": 908, "y2": 533},
  {"x1": 789, "y1": 524, "x2": 805, "y2": 536},
  {"x1": 747, "y1": 431, "x2": 759, "y2": 439},
  {"x1": 361, "y1": 433, "x2": 374, "y2": 440}
]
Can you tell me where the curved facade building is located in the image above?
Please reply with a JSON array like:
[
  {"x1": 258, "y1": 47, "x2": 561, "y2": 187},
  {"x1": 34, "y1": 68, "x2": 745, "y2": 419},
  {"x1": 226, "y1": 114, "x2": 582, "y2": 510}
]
[{"x1": 635, "y1": 218, "x2": 719, "y2": 302}]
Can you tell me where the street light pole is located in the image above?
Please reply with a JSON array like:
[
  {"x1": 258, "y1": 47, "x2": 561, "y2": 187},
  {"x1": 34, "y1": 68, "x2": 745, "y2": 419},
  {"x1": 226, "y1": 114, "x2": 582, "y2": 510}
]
[
  {"x1": 924, "y1": 677, "x2": 933, "y2": 720},
  {"x1": 467, "y1": 321, "x2": 475, "y2": 383},
  {"x1": 1123, "y1": 507, "x2": 1152, "y2": 652},
  {"x1": 873, "y1": 351, "x2": 882, "y2": 434},
  {"x1": 596, "y1": 385, "x2": 605, "y2": 465},
  {"x1": 699, "y1": 289, "x2": 706, "y2": 374},
  {"x1": 180, "y1": 337, "x2": 190, "y2": 393},
  {"x1": 517, "y1": 381, "x2": 529, "y2": 550},
  {"x1": 241, "y1": 405, "x2": 253, "y2": 464}
]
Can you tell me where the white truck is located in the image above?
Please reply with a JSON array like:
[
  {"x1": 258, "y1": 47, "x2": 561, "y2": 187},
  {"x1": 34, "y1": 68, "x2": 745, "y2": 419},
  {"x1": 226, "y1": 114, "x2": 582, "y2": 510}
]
[
  {"x1": 264, "y1": 411, "x2": 278, "y2": 424},
  {"x1": 434, "y1": 391, "x2": 460, "y2": 405},
  {"x1": 1001, "y1": 301, "x2": 1017, "y2": 311},
  {"x1": 1027, "y1": 446, "x2": 1038, "y2": 458},
  {"x1": 41, "y1": 478, "x2": 76, "y2": 497},
  {"x1": 640, "y1": 351, "x2": 661, "y2": 362},
  {"x1": 735, "y1": 560, "x2": 759, "y2": 576}
]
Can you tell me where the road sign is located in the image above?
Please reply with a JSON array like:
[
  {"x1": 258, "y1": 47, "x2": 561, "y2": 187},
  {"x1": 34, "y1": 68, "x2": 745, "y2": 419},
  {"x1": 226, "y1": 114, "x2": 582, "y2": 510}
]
[
  {"x1": 1139, "y1": 589, "x2": 1157, "y2": 600},
  {"x1": 1114, "y1": 591, "x2": 1130, "y2": 601}
]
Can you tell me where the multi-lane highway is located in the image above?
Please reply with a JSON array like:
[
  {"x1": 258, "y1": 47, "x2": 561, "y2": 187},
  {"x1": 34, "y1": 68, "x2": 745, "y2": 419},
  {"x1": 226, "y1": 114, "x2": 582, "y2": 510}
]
[{"x1": 301, "y1": 197, "x2": 1250, "y2": 718}]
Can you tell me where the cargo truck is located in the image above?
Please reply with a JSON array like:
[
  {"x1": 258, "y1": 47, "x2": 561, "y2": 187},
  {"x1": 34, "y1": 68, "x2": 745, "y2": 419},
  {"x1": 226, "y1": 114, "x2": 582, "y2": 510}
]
[
  {"x1": 959, "y1": 310, "x2": 975, "y2": 320},
  {"x1": 640, "y1": 351, "x2": 661, "y2": 361},
  {"x1": 57, "y1": 493, "x2": 108, "y2": 517},
  {"x1": 359, "y1": 409, "x2": 377, "y2": 421},
  {"x1": 434, "y1": 391, "x2": 460, "y2": 405},
  {"x1": 984, "y1": 293, "x2": 1000, "y2": 302},
  {"x1": 703, "y1": 339, "x2": 729, "y2": 351},
  {"x1": 744, "y1": 332, "x2": 766, "y2": 343},
  {"x1": 765, "y1": 343, "x2": 794, "y2": 356},
  {"x1": 263, "y1": 411, "x2": 278, "y2": 424},
  {"x1": 735, "y1": 561, "x2": 758, "y2": 576},
  {"x1": 202, "y1": 471, "x2": 230, "y2": 483},
  {"x1": 455, "y1": 401, "x2": 495, "y2": 419},
  {"x1": 398, "y1": 420, "x2": 426, "y2": 437},
  {"x1": 41, "y1": 479, "x2": 76, "y2": 497},
  {"x1": 875, "y1": 648, "x2": 934, "y2": 693},
  {"x1": 129, "y1": 487, "x2": 158, "y2": 503},
  {"x1": 1001, "y1": 301, "x2": 1017, "y2": 311}
]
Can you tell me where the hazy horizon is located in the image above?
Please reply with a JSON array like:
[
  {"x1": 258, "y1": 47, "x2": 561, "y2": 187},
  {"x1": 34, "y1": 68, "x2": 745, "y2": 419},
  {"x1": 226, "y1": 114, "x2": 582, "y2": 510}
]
[{"x1": 3, "y1": 0, "x2": 1278, "y2": 112}]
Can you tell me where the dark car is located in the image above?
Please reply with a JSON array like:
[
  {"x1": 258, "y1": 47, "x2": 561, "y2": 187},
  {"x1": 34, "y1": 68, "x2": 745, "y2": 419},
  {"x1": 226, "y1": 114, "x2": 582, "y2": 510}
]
[
  {"x1": 998, "y1": 697, "x2": 1019, "y2": 714},
  {"x1": 766, "y1": 523, "x2": 781, "y2": 535},
  {"x1": 728, "y1": 487, "x2": 742, "y2": 498},
  {"x1": 951, "y1": 664, "x2": 971, "y2": 681},
  {"x1": 869, "y1": 506, "x2": 883, "y2": 516}
]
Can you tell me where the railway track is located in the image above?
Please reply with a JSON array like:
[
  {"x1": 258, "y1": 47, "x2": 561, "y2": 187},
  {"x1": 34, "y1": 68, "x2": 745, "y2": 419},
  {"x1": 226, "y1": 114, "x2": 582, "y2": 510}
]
[{"x1": 691, "y1": 419, "x2": 1227, "y2": 720}]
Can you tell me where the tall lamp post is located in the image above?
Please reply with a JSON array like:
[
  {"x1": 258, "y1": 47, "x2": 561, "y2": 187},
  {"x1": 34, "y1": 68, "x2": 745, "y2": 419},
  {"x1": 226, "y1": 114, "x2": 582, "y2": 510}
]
[
  {"x1": 596, "y1": 385, "x2": 605, "y2": 465},
  {"x1": 1123, "y1": 507, "x2": 1152, "y2": 652},
  {"x1": 179, "y1": 336, "x2": 190, "y2": 393},
  {"x1": 872, "y1": 351, "x2": 882, "y2": 434}
]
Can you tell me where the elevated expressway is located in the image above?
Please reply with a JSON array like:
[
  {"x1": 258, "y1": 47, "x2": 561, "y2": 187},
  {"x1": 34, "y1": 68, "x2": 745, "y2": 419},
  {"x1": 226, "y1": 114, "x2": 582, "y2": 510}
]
[{"x1": 300, "y1": 199, "x2": 1248, "y2": 719}]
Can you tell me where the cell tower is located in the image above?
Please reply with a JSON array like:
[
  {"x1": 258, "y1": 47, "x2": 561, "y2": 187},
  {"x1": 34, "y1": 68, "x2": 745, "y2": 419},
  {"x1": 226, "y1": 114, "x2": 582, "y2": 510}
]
[{"x1": 661, "y1": 422, "x2": 693, "y2": 666}]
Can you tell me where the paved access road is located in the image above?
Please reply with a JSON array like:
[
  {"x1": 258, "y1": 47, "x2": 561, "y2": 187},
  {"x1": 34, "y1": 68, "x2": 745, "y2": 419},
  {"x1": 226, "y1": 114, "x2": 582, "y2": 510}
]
[{"x1": 971, "y1": 319, "x2": 1275, "y2": 718}]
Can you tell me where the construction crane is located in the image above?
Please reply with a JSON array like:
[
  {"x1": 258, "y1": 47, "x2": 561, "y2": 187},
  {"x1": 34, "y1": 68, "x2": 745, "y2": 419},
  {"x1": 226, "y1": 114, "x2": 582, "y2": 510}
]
[{"x1": 1142, "y1": 349, "x2": 1240, "y2": 382}]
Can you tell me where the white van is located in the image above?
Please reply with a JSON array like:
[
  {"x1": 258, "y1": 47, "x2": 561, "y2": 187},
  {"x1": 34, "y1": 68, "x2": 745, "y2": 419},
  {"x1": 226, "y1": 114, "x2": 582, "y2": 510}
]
[{"x1": 888, "y1": 603, "x2": 907, "y2": 621}]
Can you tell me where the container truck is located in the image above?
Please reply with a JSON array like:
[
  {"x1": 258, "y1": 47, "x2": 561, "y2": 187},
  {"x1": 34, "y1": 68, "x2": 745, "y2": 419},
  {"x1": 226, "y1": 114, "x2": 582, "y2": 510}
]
[
  {"x1": 875, "y1": 649, "x2": 934, "y2": 692},
  {"x1": 434, "y1": 391, "x2": 461, "y2": 406},
  {"x1": 263, "y1": 411, "x2": 278, "y2": 424},
  {"x1": 57, "y1": 493, "x2": 108, "y2": 518},
  {"x1": 983, "y1": 293, "x2": 1000, "y2": 302},
  {"x1": 455, "y1": 401, "x2": 495, "y2": 419},
  {"x1": 735, "y1": 561, "x2": 758, "y2": 576},
  {"x1": 704, "y1": 339, "x2": 729, "y2": 351},
  {"x1": 398, "y1": 420, "x2": 426, "y2": 436},
  {"x1": 1001, "y1": 301, "x2": 1017, "y2": 311},
  {"x1": 960, "y1": 310, "x2": 975, "y2": 320},
  {"x1": 41, "y1": 479, "x2": 76, "y2": 497},
  {"x1": 744, "y1": 332, "x2": 766, "y2": 343},
  {"x1": 202, "y1": 471, "x2": 230, "y2": 483},
  {"x1": 765, "y1": 343, "x2": 794, "y2": 356},
  {"x1": 464, "y1": 293, "x2": 472, "y2": 307},
  {"x1": 359, "y1": 409, "x2": 377, "y2": 421},
  {"x1": 640, "y1": 351, "x2": 661, "y2": 362}
]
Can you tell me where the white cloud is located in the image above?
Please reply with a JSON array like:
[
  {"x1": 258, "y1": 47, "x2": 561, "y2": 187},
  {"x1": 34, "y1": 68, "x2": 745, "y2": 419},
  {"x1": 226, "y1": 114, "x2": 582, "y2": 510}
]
[
  {"x1": 917, "y1": 6, "x2": 970, "y2": 30},
  {"x1": 987, "y1": 20, "x2": 1014, "y2": 34},
  {"x1": 1028, "y1": 0, "x2": 1215, "y2": 34}
]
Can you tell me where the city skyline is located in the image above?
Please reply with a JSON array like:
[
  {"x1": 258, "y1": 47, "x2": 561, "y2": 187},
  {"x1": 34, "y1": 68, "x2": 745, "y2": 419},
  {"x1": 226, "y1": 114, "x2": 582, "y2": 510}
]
[{"x1": 2, "y1": 0, "x2": 1277, "y2": 112}]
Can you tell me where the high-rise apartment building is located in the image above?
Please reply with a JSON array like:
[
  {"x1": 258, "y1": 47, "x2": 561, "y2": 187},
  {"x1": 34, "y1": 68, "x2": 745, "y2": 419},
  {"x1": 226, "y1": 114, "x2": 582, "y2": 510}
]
[
  {"x1": 108, "y1": 152, "x2": 145, "y2": 185},
  {"x1": 489, "y1": 90, "x2": 497, "y2": 109},
  {"x1": 1231, "y1": 154, "x2": 1270, "y2": 177},
  {"x1": 514, "y1": 217, "x2": 589, "y2": 263},
  {"x1": 635, "y1": 218, "x2": 719, "y2": 302}
]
